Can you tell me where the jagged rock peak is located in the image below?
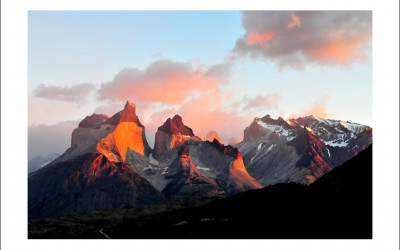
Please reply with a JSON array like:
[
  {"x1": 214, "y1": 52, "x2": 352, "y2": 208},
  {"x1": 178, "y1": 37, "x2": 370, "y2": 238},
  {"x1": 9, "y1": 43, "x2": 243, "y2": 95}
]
[
  {"x1": 120, "y1": 100, "x2": 139, "y2": 123},
  {"x1": 260, "y1": 114, "x2": 289, "y2": 127},
  {"x1": 210, "y1": 139, "x2": 240, "y2": 159},
  {"x1": 100, "y1": 100, "x2": 141, "y2": 126},
  {"x1": 78, "y1": 114, "x2": 109, "y2": 128},
  {"x1": 125, "y1": 100, "x2": 136, "y2": 108},
  {"x1": 158, "y1": 114, "x2": 194, "y2": 136}
]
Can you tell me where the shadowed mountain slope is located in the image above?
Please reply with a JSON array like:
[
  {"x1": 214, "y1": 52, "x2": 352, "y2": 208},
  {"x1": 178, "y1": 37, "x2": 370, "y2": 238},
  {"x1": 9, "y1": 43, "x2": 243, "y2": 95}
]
[{"x1": 108, "y1": 145, "x2": 372, "y2": 239}]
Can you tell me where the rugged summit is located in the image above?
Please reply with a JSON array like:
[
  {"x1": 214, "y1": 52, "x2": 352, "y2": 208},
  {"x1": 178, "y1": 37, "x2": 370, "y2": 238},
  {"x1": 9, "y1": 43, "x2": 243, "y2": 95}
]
[
  {"x1": 182, "y1": 139, "x2": 262, "y2": 194},
  {"x1": 59, "y1": 101, "x2": 151, "y2": 164},
  {"x1": 97, "y1": 101, "x2": 151, "y2": 162},
  {"x1": 236, "y1": 114, "x2": 371, "y2": 186},
  {"x1": 128, "y1": 116, "x2": 262, "y2": 195},
  {"x1": 153, "y1": 115, "x2": 197, "y2": 159},
  {"x1": 29, "y1": 101, "x2": 158, "y2": 219},
  {"x1": 78, "y1": 114, "x2": 109, "y2": 128}
]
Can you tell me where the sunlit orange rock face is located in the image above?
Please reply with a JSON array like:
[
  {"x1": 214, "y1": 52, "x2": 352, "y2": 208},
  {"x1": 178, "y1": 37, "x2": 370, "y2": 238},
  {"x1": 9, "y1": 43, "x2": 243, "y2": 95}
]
[
  {"x1": 203, "y1": 139, "x2": 262, "y2": 193},
  {"x1": 153, "y1": 115, "x2": 195, "y2": 159},
  {"x1": 96, "y1": 101, "x2": 151, "y2": 162},
  {"x1": 228, "y1": 152, "x2": 263, "y2": 190},
  {"x1": 64, "y1": 101, "x2": 151, "y2": 164}
]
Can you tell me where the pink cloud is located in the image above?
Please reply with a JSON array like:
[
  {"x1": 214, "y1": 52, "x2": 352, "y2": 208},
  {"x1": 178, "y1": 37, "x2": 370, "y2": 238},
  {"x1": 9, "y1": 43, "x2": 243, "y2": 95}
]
[
  {"x1": 242, "y1": 94, "x2": 280, "y2": 111},
  {"x1": 287, "y1": 12, "x2": 301, "y2": 29},
  {"x1": 157, "y1": 88, "x2": 262, "y2": 145},
  {"x1": 98, "y1": 59, "x2": 222, "y2": 105},
  {"x1": 307, "y1": 37, "x2": 368, "y2": 64},
  {"x1": 146, "y1": 108, "x2": 178, "y2": 132}
]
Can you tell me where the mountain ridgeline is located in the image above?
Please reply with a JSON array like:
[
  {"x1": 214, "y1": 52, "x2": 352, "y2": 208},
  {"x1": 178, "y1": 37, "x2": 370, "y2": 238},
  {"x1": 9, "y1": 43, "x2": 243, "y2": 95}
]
[
  {"x1": 236, "y1": 114, "x2": 372, "y2": 186},
  {"x1": 28, "y1": 101, "x2": 372, "y2": 230},
  {"x1": 29, "y1": 145, "x2": 372, "y2": 239}
]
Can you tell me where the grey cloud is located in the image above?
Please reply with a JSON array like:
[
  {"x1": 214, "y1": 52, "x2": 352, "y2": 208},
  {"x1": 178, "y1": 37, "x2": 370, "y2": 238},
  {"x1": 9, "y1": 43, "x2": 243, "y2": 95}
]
[
  {"x1": 34, "y1": 83, "x2": 95, "y2": 103},
  {"x1": 241, "y1": 94, "x2": 281, "y2": 111},
  {"x1": 205, "y1": 60, "x2": 233, "y2": 80},
  {"x1": 233, "y1": 11, "x2": 372, "y2": 68}
]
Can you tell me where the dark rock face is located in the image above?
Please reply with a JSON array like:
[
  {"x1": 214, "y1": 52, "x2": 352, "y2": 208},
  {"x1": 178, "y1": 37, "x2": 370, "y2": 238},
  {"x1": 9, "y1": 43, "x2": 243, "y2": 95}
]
[
  {"x1": 28, "y1": 153, "x2": 162, "y2": 219},
  {"x1": 108, "y1": 145, "x2": 372, "y2": 239},
  {"x1": 181, "y1": 140, "x2": 262, "y2": 194},
  {"x1": 205, "y1": 131, "x2": 222, "y2": 144},
  {"x1": 209, "y1": 139, "x2": 239, "y2": 158},
  {"x1": 261, "y1": 114, "x2": 291, "y2": 129},
  {"x1": 28, "y1": 101, "x2": 157, "y2": 219},
  {"x1": 133, "y1": 115, "x2": 262, "y2": 197},
  {"x1": 243, "y1": 118, "x2": 283, "y2": 142},
  {"x1": 237, "y1": 114, "x2": 372, "y2": 186},
  {"x1": 78, "y1": 114, "x2": 109, "y2": 128},
  {"x1": 158, "y1": 115, "x2": 194, "y2": 136},
  {"x1": 153, "y1": 115, "x2": 195, "y2": 159},
  {"x1": 287, "y1": 128, "x2": 332, "y2": 182},
  {"x1": 162, "y1": 147, "x2": 223, "y2": 197}
]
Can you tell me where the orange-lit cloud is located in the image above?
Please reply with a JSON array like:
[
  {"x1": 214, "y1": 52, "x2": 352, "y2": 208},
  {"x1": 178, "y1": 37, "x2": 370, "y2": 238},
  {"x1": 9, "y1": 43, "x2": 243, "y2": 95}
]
[
  {"x1": 234, "y1": 11, "x2": 372, "y2": 68},
  {"x1": 176, "y1": 91, "x2": 250, "y2": 145},
  {"x1": 247, "y1": 32, "x2": 274, "y2": 48},
  {"x1": 98, "y1": 59, "x2": 223, "y2": 105},
  {"x1": 95, "y1": 58, "x2": 259, "y2": 146},
  {"x1": 143, "y1": 86, "x2": 267, "y2": 146},
  {"x1": 288, "y1": 95, "x2": 331, "y2": 119},
  {"x1": 146, "y1": 108, "x2": 178, "y2": 132},
  {"x1": 308, "y1": 37, "x2": 368, "y2": 64},
  {"x1": 287, "y1": 12, "x2": 301, "y2": 29}
]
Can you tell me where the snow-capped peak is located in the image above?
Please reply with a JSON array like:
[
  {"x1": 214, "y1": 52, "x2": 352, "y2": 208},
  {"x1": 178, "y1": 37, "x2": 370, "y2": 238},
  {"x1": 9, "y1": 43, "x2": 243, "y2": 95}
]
[{"x1": 257, "y1": 120, "x2": 295, "y2": 141}]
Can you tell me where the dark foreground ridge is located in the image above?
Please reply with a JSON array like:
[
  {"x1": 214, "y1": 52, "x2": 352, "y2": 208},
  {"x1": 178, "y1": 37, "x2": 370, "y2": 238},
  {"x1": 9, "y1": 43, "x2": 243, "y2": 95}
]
[{"x1": 29, "y1": 145, "x2": 372, "y2": 239}]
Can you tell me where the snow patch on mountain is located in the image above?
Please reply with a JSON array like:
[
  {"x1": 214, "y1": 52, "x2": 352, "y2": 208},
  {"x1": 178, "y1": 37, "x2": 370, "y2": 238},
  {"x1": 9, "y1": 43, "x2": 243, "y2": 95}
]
[
  {"x1": 257, "y1": 120, "x2": 295, "y2": 141},
  {"x1": 324, "y1": 140, "x2": 349, "y2": 147},
  {"x1": 197, "y1": 166, "x2": 211, "y2": 171},
  {"x1": 149, "y1": 153, "x2": 159, "y2": 166},
  {"x1": 266, "y1": 144, "x2": 275, "y2": 153}
]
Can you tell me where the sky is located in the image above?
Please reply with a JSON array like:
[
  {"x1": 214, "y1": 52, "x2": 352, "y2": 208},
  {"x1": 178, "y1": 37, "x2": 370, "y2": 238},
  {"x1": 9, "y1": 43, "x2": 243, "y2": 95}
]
[
  {"x1": 28, "y1": 11, "x2": 373, "y2": 159},
  {"x1": 2, "y1": 1, "x2": 399, "y2": 249}
]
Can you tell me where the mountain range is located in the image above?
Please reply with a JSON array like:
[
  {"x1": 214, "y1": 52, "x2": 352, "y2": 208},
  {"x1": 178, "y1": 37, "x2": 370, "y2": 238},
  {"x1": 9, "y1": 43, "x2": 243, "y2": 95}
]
[
  {"x1": 237, "y1": 114, "x2": 371, "y2": 186},
  {"x1": 28, "y1": 101, "x2": 372, "y2": 221},
  {"x1": 29, "y1": 145, "x2": 372, "y2": 239}
]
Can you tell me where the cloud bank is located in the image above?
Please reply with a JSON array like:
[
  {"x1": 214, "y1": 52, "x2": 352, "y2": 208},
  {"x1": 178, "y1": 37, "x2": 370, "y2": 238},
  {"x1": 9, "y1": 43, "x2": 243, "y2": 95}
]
[
  {"x1": 28, "y1": 121, "x2": 78, "y2": 160},
  {"x1": 233, "y1": 11, "x2": 372, "y2": 69},
  {"x1": 34, "y1": 83, "x2": 95, "y2": 104},
  {"x1": 98, "y1": 59, "x2": 224, "y2": 105}
]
